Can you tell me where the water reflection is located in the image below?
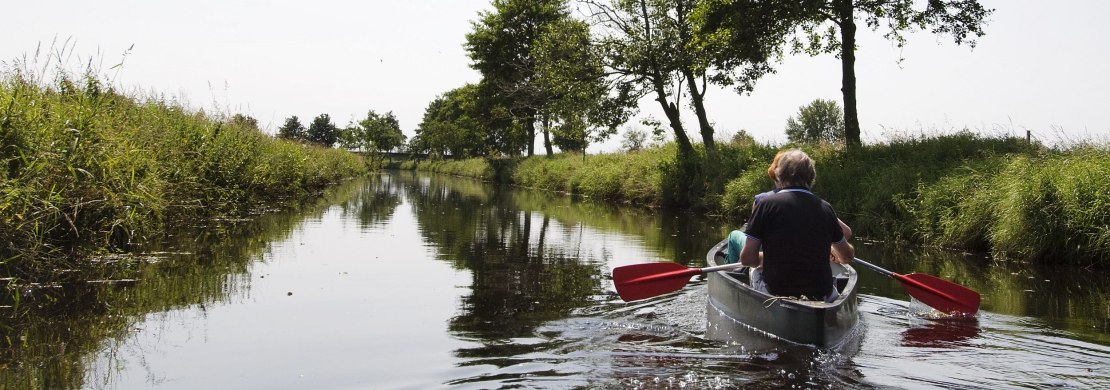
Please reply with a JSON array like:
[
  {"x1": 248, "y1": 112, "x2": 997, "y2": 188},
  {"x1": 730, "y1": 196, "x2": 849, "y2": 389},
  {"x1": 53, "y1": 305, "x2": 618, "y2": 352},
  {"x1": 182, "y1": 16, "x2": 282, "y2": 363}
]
[
  {"x1": 0, "y1": 178, "x2": 373, "y2": 389},
  {"x1": 901, "y1": 318, "x2": 982, "y2": 348},
  {"x1": 853, "y1": 240, "x2": 1110, "y2": 345}
]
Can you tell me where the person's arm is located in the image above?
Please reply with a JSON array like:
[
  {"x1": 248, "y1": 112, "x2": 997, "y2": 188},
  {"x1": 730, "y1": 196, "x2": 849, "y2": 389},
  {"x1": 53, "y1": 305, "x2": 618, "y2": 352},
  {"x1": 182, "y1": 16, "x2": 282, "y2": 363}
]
[
  {"x1": 830, "y1": 240, "x2": 854, "y2": 265},
  {"x1": 838, "y1": 218, "x2": 852, "y2": 241},
  {"x1": 740, "y1": 235, "x2": 763, "y2": 267}
]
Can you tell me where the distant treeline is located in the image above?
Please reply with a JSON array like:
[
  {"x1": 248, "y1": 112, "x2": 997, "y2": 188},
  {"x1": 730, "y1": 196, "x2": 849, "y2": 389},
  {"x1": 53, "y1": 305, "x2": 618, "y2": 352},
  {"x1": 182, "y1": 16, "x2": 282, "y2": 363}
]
[
  {"x1": 395, "y1": 135, "x2": 1109, "y2": 268},
  {"x1": 0, "y1": 70, "x2": 365, "y2": 277},
  {"x1": 275, "y1": 111, "x2": 406, "y2": 160}
]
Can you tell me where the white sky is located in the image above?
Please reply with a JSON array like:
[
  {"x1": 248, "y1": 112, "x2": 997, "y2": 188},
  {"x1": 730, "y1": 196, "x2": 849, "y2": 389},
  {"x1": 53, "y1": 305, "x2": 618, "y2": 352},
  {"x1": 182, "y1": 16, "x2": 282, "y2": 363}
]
[{"x1": 4, "y1": 0, "x2": 1107, "y2": 152}]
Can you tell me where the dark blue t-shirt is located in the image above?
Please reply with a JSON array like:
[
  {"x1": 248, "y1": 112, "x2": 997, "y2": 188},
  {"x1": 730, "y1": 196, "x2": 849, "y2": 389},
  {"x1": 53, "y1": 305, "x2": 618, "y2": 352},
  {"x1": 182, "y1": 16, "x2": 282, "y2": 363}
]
[
  {"x1": 753, "y1": 189, "x2": 778, "y2": 206},
  {"x1": 743, "y1": 188, "x2": 843, "y2": 299}
]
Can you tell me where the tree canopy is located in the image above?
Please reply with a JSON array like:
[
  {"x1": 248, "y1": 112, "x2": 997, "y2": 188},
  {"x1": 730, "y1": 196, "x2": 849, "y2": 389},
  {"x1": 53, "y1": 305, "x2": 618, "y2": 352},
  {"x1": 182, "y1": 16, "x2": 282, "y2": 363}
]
[
  {"x1": 307, "y1": 114, "x2": 339, "y2": 147},
  {"x1": 360, "y1": 111, "x2": 406, "y2": 153},
  {"x1": 277, "y1": 116, "x2": 306, "y2": 141},
  {"x1": 412, "y1": 84, "x2": 508, "y2": 157},
  {"x1": 534, "y1": 17, "x2": 635, "y2": 154},
  {"x1": 342, "y1": 110, "x2": 406, "y2": 155},
  {"x1": 466, "y1": 0, "x2": 569, "y2": 156},
  {"x1": 785, "y1": 99, "x2": 845, "y2": 144}
]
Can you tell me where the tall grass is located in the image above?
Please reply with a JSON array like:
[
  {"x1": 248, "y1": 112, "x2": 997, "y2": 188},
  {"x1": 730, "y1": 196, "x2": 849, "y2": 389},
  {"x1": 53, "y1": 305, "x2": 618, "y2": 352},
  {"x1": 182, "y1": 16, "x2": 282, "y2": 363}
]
[
  {"x1": 911, "y1": 147, "x2": 1110, "y2": 264},
  {"x1": 397, "y1": 133, "x2": 1108, "y2": 266},
  {"x1": 0, "y1": 64, "x2": 365, "y2": 276}
]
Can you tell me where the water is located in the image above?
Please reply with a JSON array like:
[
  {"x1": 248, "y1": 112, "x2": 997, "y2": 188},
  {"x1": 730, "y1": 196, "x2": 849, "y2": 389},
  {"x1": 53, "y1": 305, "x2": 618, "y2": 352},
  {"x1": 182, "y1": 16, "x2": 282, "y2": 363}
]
[{"x1": 1, "y1": 172, "x2": 1107, "y2": 389}]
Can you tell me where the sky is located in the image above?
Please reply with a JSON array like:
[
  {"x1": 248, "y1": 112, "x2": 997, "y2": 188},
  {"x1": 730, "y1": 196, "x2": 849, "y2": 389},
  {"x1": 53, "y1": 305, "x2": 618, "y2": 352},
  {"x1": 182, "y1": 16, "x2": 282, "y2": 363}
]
[{"x1": 3, "y1": 0, "x2": 1108, "y2": 152}]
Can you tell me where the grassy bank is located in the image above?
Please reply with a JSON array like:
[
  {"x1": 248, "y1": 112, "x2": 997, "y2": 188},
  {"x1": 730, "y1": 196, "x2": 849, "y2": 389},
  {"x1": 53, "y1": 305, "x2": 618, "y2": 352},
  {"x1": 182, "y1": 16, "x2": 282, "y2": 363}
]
[
  {"x1": 397, "y1": 135, "x2": 1108, "y2": 267},
  {"x1": 0, "y1": 69, "x2": 365, "y2": 276}
]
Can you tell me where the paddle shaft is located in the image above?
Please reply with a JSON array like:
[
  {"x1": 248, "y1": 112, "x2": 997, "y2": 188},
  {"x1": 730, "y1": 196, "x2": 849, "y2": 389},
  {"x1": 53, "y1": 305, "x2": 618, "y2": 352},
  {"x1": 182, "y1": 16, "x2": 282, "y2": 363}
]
[
  {"x1": 613, "y1": 262, "x2": 746, "y2": 301},
  {"x1": 852, "y1": 258, "x2": 895, "y2": 278},
  {"x1": 852, "y1": 258, "x2": 968, "y2": 310},
  {"x1": 622, "y1": 263, "x2": 745, "y2": 285}
]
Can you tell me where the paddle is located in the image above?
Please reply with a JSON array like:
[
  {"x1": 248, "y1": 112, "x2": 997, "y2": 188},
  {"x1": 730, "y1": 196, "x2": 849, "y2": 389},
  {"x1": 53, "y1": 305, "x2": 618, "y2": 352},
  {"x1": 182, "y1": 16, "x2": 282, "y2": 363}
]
[
  {"x1": 612, "y1": 262, "x2": 745, "y2": 301},
  {"x1": 853, "y1": 258, "x2": 980, "y2": 315}
]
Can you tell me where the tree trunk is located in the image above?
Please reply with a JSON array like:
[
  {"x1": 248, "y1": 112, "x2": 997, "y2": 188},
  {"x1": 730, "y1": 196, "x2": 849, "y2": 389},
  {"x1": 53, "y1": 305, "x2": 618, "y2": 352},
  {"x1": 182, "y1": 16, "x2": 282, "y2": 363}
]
[
  {"x1": 650, "y1": 76, "x2": 693, "y2": 154},
  {"x1": 838, "y1": 0, "x2": 861, "y2": 148},
  {"x1": 638, "y1": 0, "x2": 692, "y2": 155},
  {"x1": 675, "y1": 1, "x2": 716, "y2": 162},
  {"x1": 684, "y1": 71, "x2": 717, "y2": 162},
  {"x1": 660, "y1": 96, "x2": 693, "y2": 154},
  {"x1": 542, "y1": 115, "x2": 554, "y2": 155},
  {"x1": 525, "y1": 109, "x2": 537, "y2": 156}
]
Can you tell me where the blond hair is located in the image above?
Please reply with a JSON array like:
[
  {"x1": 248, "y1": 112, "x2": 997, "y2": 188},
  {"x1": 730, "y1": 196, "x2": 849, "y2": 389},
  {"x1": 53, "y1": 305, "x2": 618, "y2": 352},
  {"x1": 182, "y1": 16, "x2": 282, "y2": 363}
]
[{"x1": 767, "y1": 150, "x2": 785, "y2": 180}]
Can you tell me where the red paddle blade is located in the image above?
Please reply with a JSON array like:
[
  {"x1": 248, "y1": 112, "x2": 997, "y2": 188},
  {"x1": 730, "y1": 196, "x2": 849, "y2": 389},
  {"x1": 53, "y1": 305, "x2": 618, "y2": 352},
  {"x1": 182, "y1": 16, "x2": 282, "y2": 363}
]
[
  {"x1": 612, "y1": 262, "x2": 699, "y2": 302},
  {"x1": 899, "y1": 273, "x2": 981, "y2": 315}
]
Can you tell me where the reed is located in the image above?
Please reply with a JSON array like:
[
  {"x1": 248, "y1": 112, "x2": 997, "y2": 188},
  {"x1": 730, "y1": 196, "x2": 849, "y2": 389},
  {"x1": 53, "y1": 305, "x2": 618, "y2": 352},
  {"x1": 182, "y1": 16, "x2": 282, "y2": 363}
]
[
  {"x1": 960, "y1": 148, "x2": 1107, "y2": 264},
  {"x1": 0, "y1": 66, "x2": 364, "y2": 276}
]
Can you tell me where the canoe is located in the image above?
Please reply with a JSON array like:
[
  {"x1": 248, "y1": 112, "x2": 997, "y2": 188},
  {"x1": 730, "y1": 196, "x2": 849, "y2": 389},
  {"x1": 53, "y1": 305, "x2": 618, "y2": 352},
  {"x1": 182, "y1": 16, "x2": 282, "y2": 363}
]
[{"x1": 704, "y1": 239, "x2": 860, "y2": 349}]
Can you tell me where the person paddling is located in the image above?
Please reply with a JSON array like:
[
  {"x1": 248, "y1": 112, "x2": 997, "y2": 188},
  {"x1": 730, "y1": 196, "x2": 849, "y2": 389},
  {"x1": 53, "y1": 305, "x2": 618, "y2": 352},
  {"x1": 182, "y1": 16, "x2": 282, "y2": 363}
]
[
  {"x1": 736, "y1": 149, "x2": 854, "y2": 301},
  {"x1": 726, "y1": 149, "x2": 852, "y2": 263}
]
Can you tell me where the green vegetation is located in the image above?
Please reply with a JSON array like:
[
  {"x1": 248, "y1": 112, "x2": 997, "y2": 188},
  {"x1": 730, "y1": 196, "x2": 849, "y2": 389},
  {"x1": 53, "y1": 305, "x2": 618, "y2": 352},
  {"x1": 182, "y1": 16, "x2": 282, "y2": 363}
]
[
  {"x1": 0, "y1": 68, "x2": 365, "y2": 278},
  {"x1": 397, "y1": 134, "x2": 1108, "y2": 267},
  {"x1": 342, "y1": 110, "x2": 406, "y2": 157},
  {"x1": 306, "y1": 113, "x2": 340, "y2": 147},
  {"x1": 409, "y1": 83, "x2": 508, "y2": 158},
  {"x1": 907, "y1": 146, "x2": 1110, "y2": 262},
  {"x1": 785, "y1": 99, "x2": 845, "y2": 144},
  {"x1": 414, "y1": 0, "x2": 995, "y2": 174},
  {"x1": 465, "y1": 0, "x2": 579, "y2": 157}
]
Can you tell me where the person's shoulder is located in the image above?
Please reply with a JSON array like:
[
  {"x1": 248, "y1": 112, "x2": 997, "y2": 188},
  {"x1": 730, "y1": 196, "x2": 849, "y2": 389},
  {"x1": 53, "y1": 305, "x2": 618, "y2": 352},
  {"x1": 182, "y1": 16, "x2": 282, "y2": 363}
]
[
  {"x1": 818, "y1": 197, "x2": 838, "y2": 212},
  {"x1": 753, "y1": 190, "x2": 776, "y2": 203}
]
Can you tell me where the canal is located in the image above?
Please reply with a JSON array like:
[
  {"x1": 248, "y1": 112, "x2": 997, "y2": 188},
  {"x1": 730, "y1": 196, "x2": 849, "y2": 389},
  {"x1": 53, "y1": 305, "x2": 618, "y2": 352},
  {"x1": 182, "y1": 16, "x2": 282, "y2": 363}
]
[{"x1": 1, "y1": 172, "x2": 1107, "y2": 389}]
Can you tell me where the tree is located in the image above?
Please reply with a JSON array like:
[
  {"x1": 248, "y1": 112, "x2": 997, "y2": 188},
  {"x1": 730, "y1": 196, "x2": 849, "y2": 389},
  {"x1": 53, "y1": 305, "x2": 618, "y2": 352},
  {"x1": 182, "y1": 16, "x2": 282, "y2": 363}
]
[
  {"x1": 414, "y1": 84, "x2": 499, "y2": 158},
  {"x1": 466, "y1": 0, "x2": 569, "y2": 156},
  {"x1": 583, "y1": 0, "x2": 695, "y2": 157},
  {"x1": 306, "y1": 113, "x2": 339, "y2": 147},
  {"x1": 700, "y1": 0, "x2": 993, "y2": 148},
  {"x1": 809, "y1": 1, "x2": 993, "y2": 148},
  {"x1": 692, "y1": 1, "x2": 806, "y2": 92},
  {"x1": 785, "y1": 99, "x2": 845, "y2": 143},
  {"x1": 277, "y1": 116, "x2": 307, "y2": 140},
  {"x1": 359, "y1": 110, "x2": 406, "y2": 154},
  {"x1": 621, "y1": 127, "x2": 648, "y2": 152},
  {"x1": 583, "y1": 0, "x2": 780, "y2": 167},
  {"x1": 338, "y1": 123, "x2": 362, "y2": 150},
  {"x1": 729, "y1": 129, "x2": 755, "y2": 145},
  {"x1": 533, "y1": 17, "x2": 636, "y2": 156}
]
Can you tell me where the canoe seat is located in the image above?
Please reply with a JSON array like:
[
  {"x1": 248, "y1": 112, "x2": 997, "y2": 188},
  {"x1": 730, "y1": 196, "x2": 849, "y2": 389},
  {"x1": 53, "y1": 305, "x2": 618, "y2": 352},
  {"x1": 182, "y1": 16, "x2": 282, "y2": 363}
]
[
  {"x1": 834, "y1": 274, "x2": 850, "y2": 293},
  {"x1": 725, "y1": 267, "x2": 750, "y2": 284}
]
